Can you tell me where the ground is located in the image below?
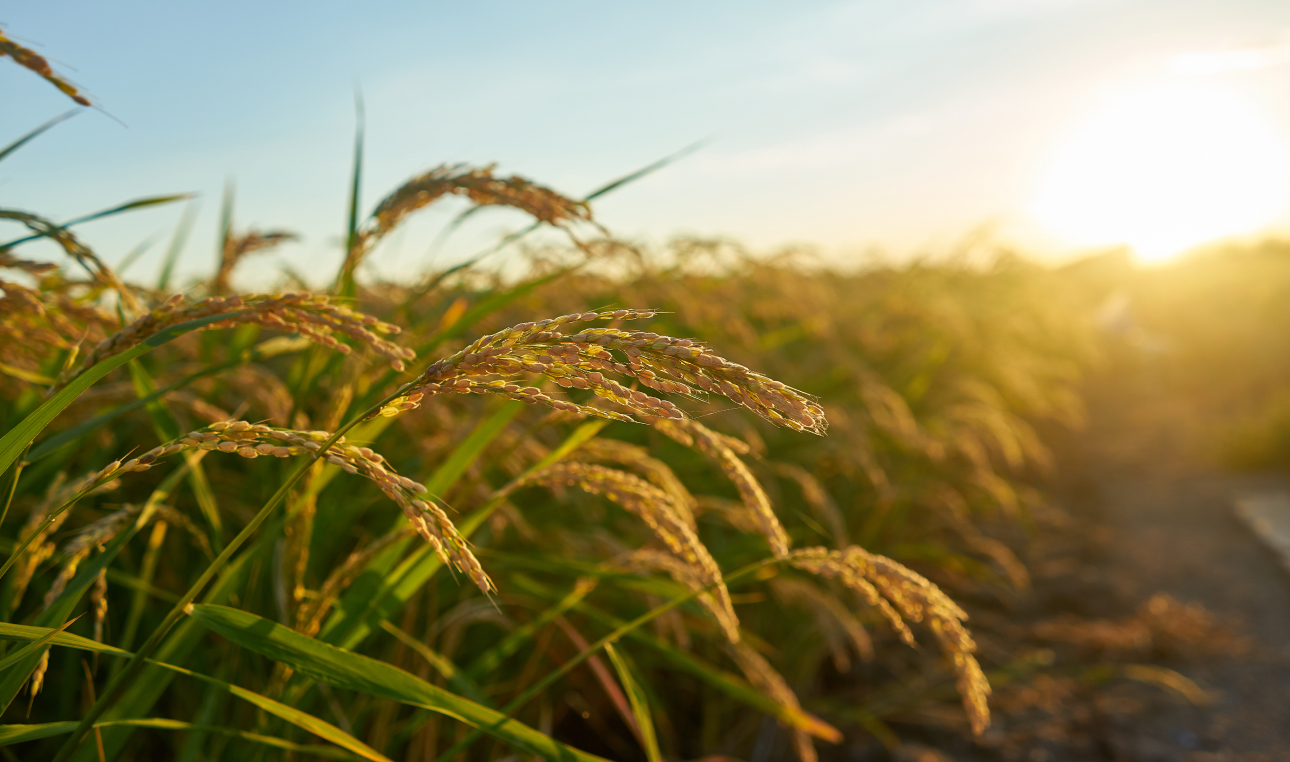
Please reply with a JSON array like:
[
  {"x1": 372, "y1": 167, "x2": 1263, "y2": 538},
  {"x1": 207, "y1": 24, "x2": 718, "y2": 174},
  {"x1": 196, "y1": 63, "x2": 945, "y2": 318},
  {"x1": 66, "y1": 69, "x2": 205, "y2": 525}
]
[{"x1": 829, "y1": 358, "x2": 1290, "y2": 762}]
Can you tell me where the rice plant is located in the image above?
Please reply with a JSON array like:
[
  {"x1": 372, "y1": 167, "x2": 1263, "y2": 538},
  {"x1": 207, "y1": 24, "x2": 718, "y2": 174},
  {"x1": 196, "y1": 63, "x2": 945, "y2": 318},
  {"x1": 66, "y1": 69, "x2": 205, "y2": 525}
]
[{"x1": 0, "y1": 39, "x2": 1096, "y2": 760}]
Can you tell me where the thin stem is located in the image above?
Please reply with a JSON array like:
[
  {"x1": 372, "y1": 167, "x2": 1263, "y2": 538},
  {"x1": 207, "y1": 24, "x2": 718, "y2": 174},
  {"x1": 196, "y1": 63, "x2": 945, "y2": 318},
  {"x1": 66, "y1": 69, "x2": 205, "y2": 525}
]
[{"x1": 0, "y1": 444, "x2": 28, "y2": 534}]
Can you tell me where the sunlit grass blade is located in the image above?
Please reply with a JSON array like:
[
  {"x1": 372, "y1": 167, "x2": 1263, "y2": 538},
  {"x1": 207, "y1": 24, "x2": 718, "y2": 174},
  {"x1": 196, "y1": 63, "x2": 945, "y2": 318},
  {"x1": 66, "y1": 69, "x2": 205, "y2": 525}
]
[
  {"x1": 0, "y1": 722, "x2": 79, "y2": 745},
  {"x1": 156, "y1": 200, "x2": 197, "y2": 291},
  {"x1": 126, "y1": 360, "x2": 223, "y2": 549},
  {"x1": 0, "y1": 616, "x2": 80, "y2": 672},
  {"x1": 0, "y1": 361, "x2": 54, "y2": 386},
  {"x1": 335, "y1": 91, "x2": 364, "y2": 298},
  {"x1": 0, "y1": 109, "x2": 78, "y2": 164},
  {"x1": 0, "y1": 621, "x2": 390, "y2": 761},
  {"x1": 0, "y1": 719, "x2": 369, "y2": 759},
  {"x1": 0, "y1": 622, "x2": 130, "y2": 656},
  {"x1": 0, "y1": 194, "x2": 192, "y2": 249},
  {"x1": 190, "y1": 604, "x2": 612, "y2": 762},
  {"x1": 604, "y1": 642, "x2": 662, "y2": 762},
  {"x1": 582, "y1": 138, "x2": 708, "y2": 202}
]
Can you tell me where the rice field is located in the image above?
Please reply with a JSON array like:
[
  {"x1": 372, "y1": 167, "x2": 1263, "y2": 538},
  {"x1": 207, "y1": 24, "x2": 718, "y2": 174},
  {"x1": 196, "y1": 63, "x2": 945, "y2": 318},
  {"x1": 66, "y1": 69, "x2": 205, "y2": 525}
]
[{"x1": 3, "y1": 31, "x2": 1289, "y2": 762}]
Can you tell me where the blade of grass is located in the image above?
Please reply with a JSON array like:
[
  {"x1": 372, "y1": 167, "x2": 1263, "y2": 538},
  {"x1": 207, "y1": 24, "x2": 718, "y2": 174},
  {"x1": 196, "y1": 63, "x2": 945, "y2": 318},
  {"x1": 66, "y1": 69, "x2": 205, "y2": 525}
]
[
  {"x1": 190, "y1": 604, "x2": 611, "y2": 762},
  {"x1": 126, "y1": 360, "x2": 224, "y2": 550},
  {"x1": 0, "y1": 719, "x2": 368, "y2": 759},
  {"x1": 604, "y1": 642, "x2": 662, "y2": 762},
  {"x1": 0, "y1": 194, "x2": 192, "y2": 249},
  {"x1": 334, "y1": 91, "x2": 364, "y2": 298},
  {"x1": 156, "y1": 200, "x2": 197, "y2": 292},
  {"x1": 0, "y1": 616, "x2": 80, "y2": 672},
  {"x1": 0, "y1": 110, "x2": 78, "y2": 164},
  {"x1": 0, "y1": 622, "x2": 389, "y2": 760}
]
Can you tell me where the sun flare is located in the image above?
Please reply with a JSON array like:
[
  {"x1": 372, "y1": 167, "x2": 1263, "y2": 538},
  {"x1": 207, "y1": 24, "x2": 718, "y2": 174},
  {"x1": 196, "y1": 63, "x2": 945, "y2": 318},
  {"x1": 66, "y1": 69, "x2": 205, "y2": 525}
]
[{"x1": 1032, "y1": 82, "x2": 1290, "y2": 262}]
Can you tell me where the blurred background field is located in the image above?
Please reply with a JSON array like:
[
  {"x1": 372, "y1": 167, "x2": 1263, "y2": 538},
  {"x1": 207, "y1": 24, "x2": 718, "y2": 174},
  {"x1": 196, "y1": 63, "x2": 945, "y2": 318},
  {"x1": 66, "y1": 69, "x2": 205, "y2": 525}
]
[{"x1": 6, "y1": 6, "x2": 1290, "y2": 762}]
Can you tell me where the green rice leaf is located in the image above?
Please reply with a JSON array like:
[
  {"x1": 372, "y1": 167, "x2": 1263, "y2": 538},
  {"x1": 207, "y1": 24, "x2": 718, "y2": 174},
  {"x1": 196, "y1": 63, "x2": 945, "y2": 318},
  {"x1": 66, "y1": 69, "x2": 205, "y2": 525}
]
[
  {"x1": 0, "y1": 722, "x2": 79, "y2": 745},
  {"x1": 0, "y1": 194, "x2": 192, "y2": 250},
  {"x1": 190, "y1": 604, "x2": 611, "y2": 762},
  {"x1": 0, "y1": 719, "x2": 365, "y2": 758},
  {"x1": 0, "y1": 622, "x2": 131, "y2": 656},
  {"x1": 0, "y1": 617, "x2": 80, "y2": 672},
  {"x1": 604, "y1": 643, "x2": 662, "y2": 762},
  {"x1": 0, "y1": 110, "x2": 78, "y2": 164}
]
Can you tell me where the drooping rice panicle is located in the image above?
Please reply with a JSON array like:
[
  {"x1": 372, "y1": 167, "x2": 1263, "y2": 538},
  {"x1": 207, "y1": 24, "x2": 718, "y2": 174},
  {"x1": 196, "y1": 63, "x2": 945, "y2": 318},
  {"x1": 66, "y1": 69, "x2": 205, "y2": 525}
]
[
  {"x1": 61, "y1": 420, "x2": 491, "y2": 594},
  {"x1": 378, "y1": 309, "x2": 827, "y2": 435},
  {"x1": 653, "y1": 417, "x2": 791, "y2": 558},
  {"x1": 42, "y1": 503, "x2": 141, "y2": 609},
  {"x1": 90, "y1": 569, "x2": 108, "y2": 643},
  {"x1": 0, "y1": 29, "x2": 91, "y2": 105},
  {"x1": 516, "y1": 461, "x2": 740, "y2": 642},
  {"x1": 788, "y1": 545, "x2": 991, "y2": 736},
  {"x1": 9, "y1": 474, "x2": 117, "y2": 611},
  {"x1": 338, "y1": 164, "x2": 593, "y2": 282}
]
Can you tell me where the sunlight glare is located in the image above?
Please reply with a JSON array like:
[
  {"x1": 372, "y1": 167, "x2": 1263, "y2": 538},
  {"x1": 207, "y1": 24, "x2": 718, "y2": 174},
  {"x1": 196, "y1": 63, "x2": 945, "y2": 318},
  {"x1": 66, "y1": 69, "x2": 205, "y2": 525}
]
[{"x1": 1032, "y1": 82, "x2": 1290, "y2": 262}]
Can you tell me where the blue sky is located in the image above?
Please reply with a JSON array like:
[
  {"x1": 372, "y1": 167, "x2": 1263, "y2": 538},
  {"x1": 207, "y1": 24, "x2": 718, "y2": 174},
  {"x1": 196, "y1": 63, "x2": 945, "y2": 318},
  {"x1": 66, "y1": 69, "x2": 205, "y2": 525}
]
[{"x1": 4, "y1": 1, "x2": 1290, "y2": 286}]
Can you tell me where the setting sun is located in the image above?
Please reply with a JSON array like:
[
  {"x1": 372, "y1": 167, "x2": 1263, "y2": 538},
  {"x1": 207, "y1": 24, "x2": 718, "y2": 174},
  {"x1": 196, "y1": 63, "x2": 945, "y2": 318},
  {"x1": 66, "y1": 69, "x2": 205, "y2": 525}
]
[{"x1": 1032, "y1": 82, "x2": 1290, "y2": 262}]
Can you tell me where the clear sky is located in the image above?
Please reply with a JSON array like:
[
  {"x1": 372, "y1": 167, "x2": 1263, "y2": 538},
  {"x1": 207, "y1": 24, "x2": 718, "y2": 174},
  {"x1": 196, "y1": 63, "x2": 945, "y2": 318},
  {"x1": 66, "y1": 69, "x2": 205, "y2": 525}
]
[{"x1": 4, "y1": 1, "x2": 1290, "y2": 286}]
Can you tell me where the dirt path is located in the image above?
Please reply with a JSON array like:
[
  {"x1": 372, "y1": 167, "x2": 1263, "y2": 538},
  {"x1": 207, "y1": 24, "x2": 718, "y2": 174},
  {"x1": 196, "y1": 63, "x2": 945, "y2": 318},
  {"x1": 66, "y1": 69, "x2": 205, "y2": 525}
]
[{"x1": 1042, "y1": 369, "x2": 1290, "y2": 761}]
